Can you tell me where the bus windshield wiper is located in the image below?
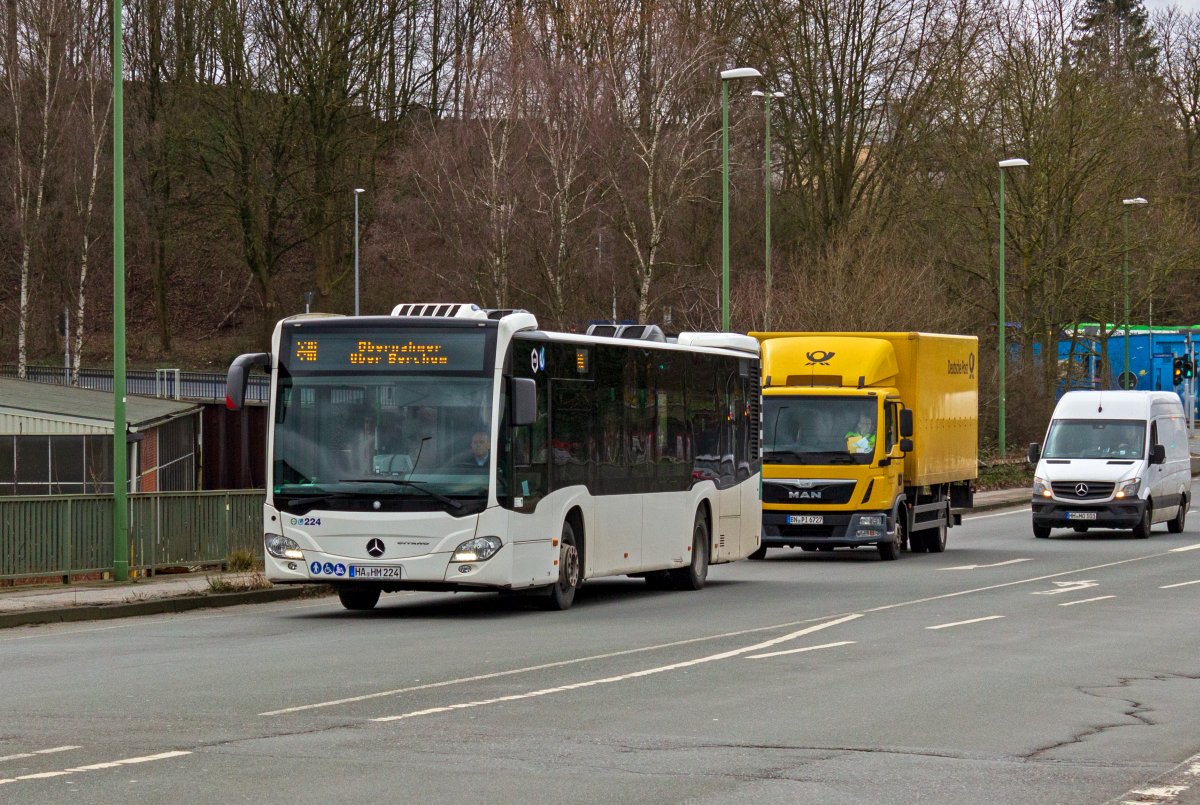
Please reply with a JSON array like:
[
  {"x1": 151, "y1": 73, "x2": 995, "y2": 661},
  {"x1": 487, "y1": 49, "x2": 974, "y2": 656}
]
[
  {"x1": 282, "y1": 490, "x2": 359, "y2": 511},
  {"x1": 339, "y1": 478, "x2": 464, "y2": 510}
]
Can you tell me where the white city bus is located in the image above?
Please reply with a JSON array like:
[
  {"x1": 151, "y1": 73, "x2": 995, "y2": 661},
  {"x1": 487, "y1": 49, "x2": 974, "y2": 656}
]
[{"x1": 226, "y1": 304, "x2": 761, "y2": 611}]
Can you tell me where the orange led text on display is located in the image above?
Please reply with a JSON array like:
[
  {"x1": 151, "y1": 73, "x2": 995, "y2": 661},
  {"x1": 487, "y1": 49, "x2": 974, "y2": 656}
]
[{"x1": 348, "y1": 340, "x2": 450, "y2": 366}]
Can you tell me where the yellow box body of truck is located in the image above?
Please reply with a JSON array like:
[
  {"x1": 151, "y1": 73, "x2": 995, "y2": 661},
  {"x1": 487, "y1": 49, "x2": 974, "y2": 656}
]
[{"x1": 750, "y1": 332, "x2": 978, "y2": 560}]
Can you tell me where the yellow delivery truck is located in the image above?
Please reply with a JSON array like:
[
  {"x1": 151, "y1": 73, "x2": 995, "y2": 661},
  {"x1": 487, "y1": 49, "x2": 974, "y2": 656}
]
[{"x1": 750, "y1": 332, "x2": 978, "y2": 560}]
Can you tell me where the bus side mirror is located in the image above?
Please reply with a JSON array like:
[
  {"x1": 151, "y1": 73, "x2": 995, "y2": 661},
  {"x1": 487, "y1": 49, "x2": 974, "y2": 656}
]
[
  {"x1": 899, "y1": 438, "x2": 913, "y2": 453},
  {"x1": 1150, "y1": 444, "x2": 1166, "y2": 465},
  {"x1": 1027, "y1": 443, "x2": 1040, "y2": 463},
  {"x1": 899, "y1": 409, "x2": 914, "y2": 438},
  {"x1": 226, "y1": 352, "x2": 270, "y2": 411},
  {"x1": 511, "y1": 378, "x2": 537, "y2": 427}
]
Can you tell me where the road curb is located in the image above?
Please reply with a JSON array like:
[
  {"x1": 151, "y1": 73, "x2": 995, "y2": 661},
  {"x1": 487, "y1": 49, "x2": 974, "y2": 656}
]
[{"x1": 0, "y1": 585, "x2": 329, "y2": 630}]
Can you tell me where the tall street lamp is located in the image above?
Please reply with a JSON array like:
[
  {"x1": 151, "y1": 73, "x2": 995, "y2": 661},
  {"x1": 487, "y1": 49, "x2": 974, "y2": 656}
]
[
  {"x1": 1121, "y1": 197, "x2": 1148, "y2": 387},
  {"x1": 354, "y1": 188, "x2": 365, "y2": 316},
  {"x1": 752, "y1": 89, "x2": 783, "y2": 330},
  {"x1": 112, "y1": 0, "x2": 129, "y2": 580},
  {"x1": 721, "y1": 67, "x2": 762, "y2": 332},
  {"x1": 997, "y1": 157, "x2": 1028, "y2": 455}
]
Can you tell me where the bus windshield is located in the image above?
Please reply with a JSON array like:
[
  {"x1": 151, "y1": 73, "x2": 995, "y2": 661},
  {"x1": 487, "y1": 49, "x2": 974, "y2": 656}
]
[
  {"x1": 272, "y1": 325, "x2": 495, "y2": 513},
  {"x1": 1042, "y1": 419, "x2": 1145, "y2": 459},
  {"x1": 762, "y1": 396, "x2": 878, "y2": 465}
]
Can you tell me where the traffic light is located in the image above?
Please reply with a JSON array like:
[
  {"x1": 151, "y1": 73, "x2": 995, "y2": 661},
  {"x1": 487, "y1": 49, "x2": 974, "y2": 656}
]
[
  {"x1": 1173, "y1": 357, "x2": 1184, "y2": 386},
  {"x1": 1185, "y1": 356, "x2": 1196, "y2": 380}
]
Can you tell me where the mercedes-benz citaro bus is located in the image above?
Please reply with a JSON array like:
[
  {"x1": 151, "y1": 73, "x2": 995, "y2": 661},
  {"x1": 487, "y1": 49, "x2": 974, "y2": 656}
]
[{"x1": 226, "y1": 303, "x2": 762, "y2": 611}]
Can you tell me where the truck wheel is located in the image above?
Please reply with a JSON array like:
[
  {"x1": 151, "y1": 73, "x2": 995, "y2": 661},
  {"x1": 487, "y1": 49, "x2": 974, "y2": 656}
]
[
  {"x1": 337, "y1": 586, "x2": 381, "y2": 611},
  {"x1": 542, "y1": 521, "x2": 581, "y2": 610},
  {"x1": 1132, "y1": 506, "x2": 1152, "y2": 539},
  {"x1": 1167, "y1": 497, "x2": 1188, "y2": 534},
  {"x1": 670, "y1": 513, "x2": 709, "y2": 590},
  {"x1": 748, "y1": 544, "x2": 768, "y2": 560},
  {"x1": 1033, "y1": 524, "x2": 1051, "y2": 539},
  {"x1": 926, "y1": 521, "x2": 948, "y2": 553},
  {"x1": 877, "y1": 526, "x2": 902, "y2": 561}
]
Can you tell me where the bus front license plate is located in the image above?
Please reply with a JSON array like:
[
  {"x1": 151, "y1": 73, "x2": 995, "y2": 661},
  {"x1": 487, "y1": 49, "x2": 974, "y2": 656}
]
[
  {"x1": 1066, "y1": 512, "x2": 1097, "y2": 521},
  {"x1": 787, "y1": 515, "x2": 823, "y2": 525},
  {"x1": 349, "y1": 565, "x2": 403, "y2": 579}
]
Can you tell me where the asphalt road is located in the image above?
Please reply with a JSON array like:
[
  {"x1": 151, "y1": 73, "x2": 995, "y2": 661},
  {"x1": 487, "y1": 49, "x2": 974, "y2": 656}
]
[{"x1": 2, "y1": 484, "x2": 1199, "y2": 804}]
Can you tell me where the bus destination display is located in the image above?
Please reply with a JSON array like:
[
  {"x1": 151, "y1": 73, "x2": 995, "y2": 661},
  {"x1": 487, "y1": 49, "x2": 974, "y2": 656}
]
[{"x1": 286, "y1": 330, "x2": 485, "y2": 372}]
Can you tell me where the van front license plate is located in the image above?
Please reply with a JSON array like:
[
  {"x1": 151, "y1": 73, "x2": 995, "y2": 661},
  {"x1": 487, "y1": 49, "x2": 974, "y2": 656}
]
[
  {"x1": 787, "y1": 515, "x2": 824, "y2": 525},
  {"x1": 349, "y1": 565, "x2": 403, "y2": 579},
  {"x1": 1066, "y1": 512, "x2": 1098, "y2": 521}
]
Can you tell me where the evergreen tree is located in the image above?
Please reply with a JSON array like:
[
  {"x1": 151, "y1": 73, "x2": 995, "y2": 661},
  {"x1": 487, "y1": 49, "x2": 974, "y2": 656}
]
[{"x1": 1073, "y1": 0, "x2": 1159, "y2": 80}]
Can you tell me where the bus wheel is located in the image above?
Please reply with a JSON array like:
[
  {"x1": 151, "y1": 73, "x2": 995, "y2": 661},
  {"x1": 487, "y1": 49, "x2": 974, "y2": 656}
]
[
  {"x1": 542, "y1": 521, "x2": 581, "y2": 611},
  {"x1": 337, "y1": 586, "x2": 381, "y2": 611},
  {"x1": 670, "y1": 513, "x2": 710, "y2": 590}
]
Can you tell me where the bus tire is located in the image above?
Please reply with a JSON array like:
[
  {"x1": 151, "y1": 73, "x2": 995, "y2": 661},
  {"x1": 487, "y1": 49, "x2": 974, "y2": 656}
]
[
  {"x1": 747, "y1": 544, "x2": 768, "y2": 560},
  {"x1": 542, "y1": 520, "x2": 581, "y2": 611},
  {"x1": 337, "y1": 586, "x2": 381, "y2": 611},
  {"x1": 670, "y1": 513, "x2": 710, "y2": 590}
]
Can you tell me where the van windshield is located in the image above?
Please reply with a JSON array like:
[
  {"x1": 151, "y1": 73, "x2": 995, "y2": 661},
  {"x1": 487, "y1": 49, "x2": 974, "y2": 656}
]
[{"x1": 1042, "y1": 419, "x2": 1145, "y2": 460}]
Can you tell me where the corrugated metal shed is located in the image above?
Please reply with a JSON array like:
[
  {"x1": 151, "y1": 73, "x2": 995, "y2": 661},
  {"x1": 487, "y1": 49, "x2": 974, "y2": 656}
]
[{"x1": 0, "y1": 377, "x2": 200, "y2": 436}]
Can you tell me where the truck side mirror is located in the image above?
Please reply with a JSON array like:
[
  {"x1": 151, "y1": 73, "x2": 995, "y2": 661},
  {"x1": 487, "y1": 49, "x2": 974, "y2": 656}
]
[
  {"x1": 899, "y1": 409, "x2": 914, "y2": 438},
  {"x1": 1027, "y1": 442, "x2": 1040, "y2": 463},
  {"x1": 1150, "y1": 444, "x2": 1166, "y2": 465},
  {"x1": 225, "y1": 352, "x2": 270, "y2": 411},
  {"x1": 510, "y1": 378, "x2": 537, "y2": 426},
  {"x1": 899, "y1": 437, "x2": 913, "y2": 453}
]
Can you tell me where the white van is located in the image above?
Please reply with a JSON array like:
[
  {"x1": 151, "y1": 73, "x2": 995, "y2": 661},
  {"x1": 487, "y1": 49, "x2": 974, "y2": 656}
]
[{"x1": 1028, "y1": 390, "x2": 1191, "y2": 539}]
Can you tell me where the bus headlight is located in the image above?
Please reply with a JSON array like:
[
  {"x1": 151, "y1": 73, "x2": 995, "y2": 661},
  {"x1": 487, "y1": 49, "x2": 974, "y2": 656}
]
[
  {"x1": 1032, "y1": 476, "x2": 1051, "y2": 498},
  {"x1": 452, "y1": 536, "x2": 502, "y2": 562},
  {"x1": 266, "y1": 534, "x2": 304, "y2": 560},
  {"x1": 1115, "y1": 478, "x2": 1141, "y2": 499}
]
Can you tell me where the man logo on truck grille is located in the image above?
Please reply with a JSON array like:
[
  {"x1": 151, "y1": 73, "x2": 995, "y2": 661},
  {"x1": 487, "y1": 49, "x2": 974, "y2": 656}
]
[
  {"x1": 366, "y1": 538, "x2": 386, "y2": 557},
  {"x1": 805, "y1": 350, "x2": 835, "y2": 366}
]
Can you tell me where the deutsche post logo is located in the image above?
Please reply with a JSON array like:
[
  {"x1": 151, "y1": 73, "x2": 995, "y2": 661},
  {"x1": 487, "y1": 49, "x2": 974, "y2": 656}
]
[{"x1": 805, "y1": 350, "x2": 835, "y2": 366}]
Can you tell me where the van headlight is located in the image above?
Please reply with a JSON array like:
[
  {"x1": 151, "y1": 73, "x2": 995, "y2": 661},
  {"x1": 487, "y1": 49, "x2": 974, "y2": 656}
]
[
  {"x1": 1032, "y1": 476, "x2": 1051, "y2": 498},
  {"x1": 266, "y1": 534, "x2": 304, "y2": 560},
  {"x1": 452, "y1": 536, "x2": 502, "y2": 562},
  {"x1": 1114, "y1": 478, "x2": 1141, "y2": 499}
]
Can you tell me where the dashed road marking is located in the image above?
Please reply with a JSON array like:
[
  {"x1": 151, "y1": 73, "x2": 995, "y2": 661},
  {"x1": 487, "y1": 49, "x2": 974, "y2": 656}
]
[
  {"x1": 926, "y1": 615, "x2": 1004, "y2": 630},
  {"x1": 0, "y1": 750, "x2": 190, "y2": 786},
  {"x1": 0, "y1": 746, "x2": 80, "y2": 764},
  {"x1": 1160, "y1": 579, "x2": 1200, "y2": 589},
  {"x1": 1169, "y1": 544, "x2": 1200, "y2": 553},
  {"x1": 747, "y1": 641, "x2": 856, "y2": 660},
  {"x1": 1058, "y1": 595, "x2": 1116, "y2": 607}
]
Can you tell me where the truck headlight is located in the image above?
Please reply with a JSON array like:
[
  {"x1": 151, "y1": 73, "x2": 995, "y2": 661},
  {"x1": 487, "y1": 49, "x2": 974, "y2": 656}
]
[
  {"x1": 1114, "y1": 478, "x2": 1141, "y2": 499},
  {"x1": 452, "y1": 536, "x2": 502, "y2": 562},
  {"x1": 858, "y1": 514, "x2": 886, "y2": 528},
  {"x1": 1032, "y1": 476, "x2": 1051, "y2": 498},
  {"x1": 266, "y1": 534, "x2": 303, "y2": 560}
]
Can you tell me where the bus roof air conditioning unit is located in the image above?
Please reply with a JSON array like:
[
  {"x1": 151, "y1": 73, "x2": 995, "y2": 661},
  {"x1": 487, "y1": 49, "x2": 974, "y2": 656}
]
[
  {"x1": 390, "y1": 303, "x2": 489, "y2": 319},
  {"x1": 616, "y1": 324, "x2": 666, "y2": 343},
  {"x1": 585, "y1": 324, "x2": 620, "y2": 338}
]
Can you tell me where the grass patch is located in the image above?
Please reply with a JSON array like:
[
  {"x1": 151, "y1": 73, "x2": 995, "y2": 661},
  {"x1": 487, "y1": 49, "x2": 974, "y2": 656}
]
[
  {"x1": 977, "y1": 460, "x2": 1035, "y2": 492},
  {"x1": 206, "y1": 573, "x2": 273, "y2": 594},
  {"x1": 225, "y1": 548, "x2": 260, "y2": 573}
]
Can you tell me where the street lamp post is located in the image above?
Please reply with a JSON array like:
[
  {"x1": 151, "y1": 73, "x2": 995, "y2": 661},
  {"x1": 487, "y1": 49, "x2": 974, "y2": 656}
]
[
  {"x1": 1121, "y1": 197, "x2": 1148, "y2": 386},
  {"x1": 752, "y1": 89, "x2": 784, "y2": 330},
  {"x1": 997, "y1": 157, "x2": 1028, "y2": 455},
  {"x1": 354, "y1": 188, "x2": 365, "y2": 316},
  {"x1": 112, "y1": 0, "x2": 128, "y2": 580},
  {"x1": 720, "y1": 67, "x2": 762, "y2": 332}
]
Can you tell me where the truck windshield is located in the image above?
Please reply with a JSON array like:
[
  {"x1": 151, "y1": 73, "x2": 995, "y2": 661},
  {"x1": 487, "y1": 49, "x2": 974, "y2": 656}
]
[
  {"x1": 762, "y1": 396, "x2": 877, "y2": 465},
  {"x1": 272, "y1": 325, "x2": 495, "y2": 514},
  {"x1": 1042, "y1": 419, "x2": 1145, "y2": 460}
]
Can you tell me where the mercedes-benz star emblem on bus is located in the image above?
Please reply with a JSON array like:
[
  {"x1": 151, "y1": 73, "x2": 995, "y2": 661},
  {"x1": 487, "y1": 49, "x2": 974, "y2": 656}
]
[{"x1": 366, "y1": 538, "x2": 386, "y2": 557}]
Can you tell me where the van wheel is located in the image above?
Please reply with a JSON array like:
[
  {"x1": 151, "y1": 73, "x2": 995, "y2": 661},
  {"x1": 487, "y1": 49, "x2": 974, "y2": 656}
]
[
  {"x1": 1033, "y1": 524, "x2": 1051, "y2": 539},
  {"x1": 1167, "y1": 497, "x2": 1187, "y2": 534},
  {"x1": 542, "y1": 521, "x2": 580, "y2": 610},
  {"x1": 1072, "y1": 525, "x2": 1089, "y2": 533},
  {"x1": 670, "y1": 513, "x2": 709, "y2": 590},
  {"x1": 748, "y1": 544, "x2": 768, "y2": 560},
  {"x1": 337, "y1": 586, "x2": 381, "y2": 611},
  {"x1": 1132, "y1": 506, "x2": 1152, "y2": 539}
]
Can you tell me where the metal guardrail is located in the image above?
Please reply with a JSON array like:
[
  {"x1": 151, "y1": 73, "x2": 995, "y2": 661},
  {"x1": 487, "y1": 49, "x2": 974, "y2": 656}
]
[
  {"x1": 0, "y1": 364, "x2": 270, "y2": 404},
  {"x1": 0, "y1": 490, "x2": 265, "y2": 580}
]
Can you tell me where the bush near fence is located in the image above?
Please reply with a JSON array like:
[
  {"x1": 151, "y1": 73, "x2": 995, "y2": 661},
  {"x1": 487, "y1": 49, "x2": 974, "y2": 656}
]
[{"x1": 0, "y1": 491, "x2": 264, "y2": 582}]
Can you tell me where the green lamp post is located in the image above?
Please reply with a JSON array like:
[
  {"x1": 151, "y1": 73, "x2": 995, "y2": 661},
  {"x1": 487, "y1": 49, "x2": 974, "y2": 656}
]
[
  {"x1": 997, "y1": 157, "x2": 1028, "y2": 455},
  {"x1": 720, "y1": 67, "x2": 762, "y2": 332}
]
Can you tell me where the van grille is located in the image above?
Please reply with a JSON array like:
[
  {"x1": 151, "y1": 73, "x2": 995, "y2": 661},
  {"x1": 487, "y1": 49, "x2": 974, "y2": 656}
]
[{"x1": 1051, "y1": 481, "x2": 1114, "y2": 500}]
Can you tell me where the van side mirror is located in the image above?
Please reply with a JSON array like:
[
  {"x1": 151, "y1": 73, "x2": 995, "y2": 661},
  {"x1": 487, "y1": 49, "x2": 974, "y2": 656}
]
[
  {"x1": 510, "y1": 378, "x2": 537, "y2": 426},
  {"x1": 225, "y1": 352, "x2": 270, "y2": 411},
  {"x1": 1150, "y1": 444, "x2": 1166, "y2": 465},
  {"x1": 1027, "y1": 443, "x2": 1040, "y2": 463},
  {"x1": 899, "y1": 438, "x2": 913, "y2": 453},
  {"x1": 899, "y1": 409, "x2": 914, "y2": 438}
]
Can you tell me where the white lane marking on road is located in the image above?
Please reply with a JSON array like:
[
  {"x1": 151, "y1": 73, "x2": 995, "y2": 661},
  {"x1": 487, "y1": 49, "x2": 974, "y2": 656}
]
[
  {"x1": 942, "y1": 558, "x2": 1034, "y2": 570},
  {"x1": 1058, "y1": 595, "x2": 1116, "y2": 606},
  {"x1": 0, "y1": 750, "x2": 190, "y2": 786},
  {"x1": 747, "y1": 641, "x2": 856, "y2": 660},
  {"x1": 372, "y1": 614, "x2": 863, "y2": 722},
  {"x1": 261, "y1": 611, "x2": 864, "y2": 716},
  {"x1": 1160, "y1": 579, "x2": 1200, "y2": 589},
  {"x1": 1169, "y1": 544, "x2": 1200, "y2": 553},
  {"x1": 926, "y1": 615, "x2": 1005, "y2": 630},
  {"x1": 965, "y1": 509, "x2": 1030, "y2": 520},
  {"x1": 0, "y1": 746, "x2": 80, "y2": 764},
  {"x1": 1032, "y1": 580, "x2": 1099, "y2": 595}
]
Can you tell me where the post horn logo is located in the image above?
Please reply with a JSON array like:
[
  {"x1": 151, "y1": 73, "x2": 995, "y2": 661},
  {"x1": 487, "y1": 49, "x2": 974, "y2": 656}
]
[{"x1": 805, "y1": 350, "x2": 835, "y2": 366}]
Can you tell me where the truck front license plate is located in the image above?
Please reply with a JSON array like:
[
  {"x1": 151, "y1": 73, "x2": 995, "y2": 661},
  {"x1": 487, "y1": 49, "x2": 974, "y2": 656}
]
[
  {"x1": 349, "y1": 565, "x2": 403, "y2": 578},
  {"x1": 1066, "y1": 512, "x2": 1097, "y2": 521},
  {"x1": 787, "y1": 515, "x2": 824, "y2": 525}
]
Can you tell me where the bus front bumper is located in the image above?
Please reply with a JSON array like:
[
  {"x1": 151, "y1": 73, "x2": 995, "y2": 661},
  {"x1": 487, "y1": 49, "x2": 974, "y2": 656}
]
[{"x1": 264, "y1": 546, "x2": 518, "y2": 590}]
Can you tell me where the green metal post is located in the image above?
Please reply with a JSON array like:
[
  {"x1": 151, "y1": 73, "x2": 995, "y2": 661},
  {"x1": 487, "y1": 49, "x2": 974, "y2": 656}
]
[
  {"x1": 113, "y1": 0, "x2": 128, "y2": 581},
  {"x1": 763, "y1": 93, "x2": 773, "y2": 331},
  {"x1": 998, "y1": 166, "x2": 1006, "y2": 455},
  {"x1": 1122, "y1": 204, "x2": 1130, "y2": 383},
  {"x1": 721, "y1": 79, "x2": 730, "y2": 333}
]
